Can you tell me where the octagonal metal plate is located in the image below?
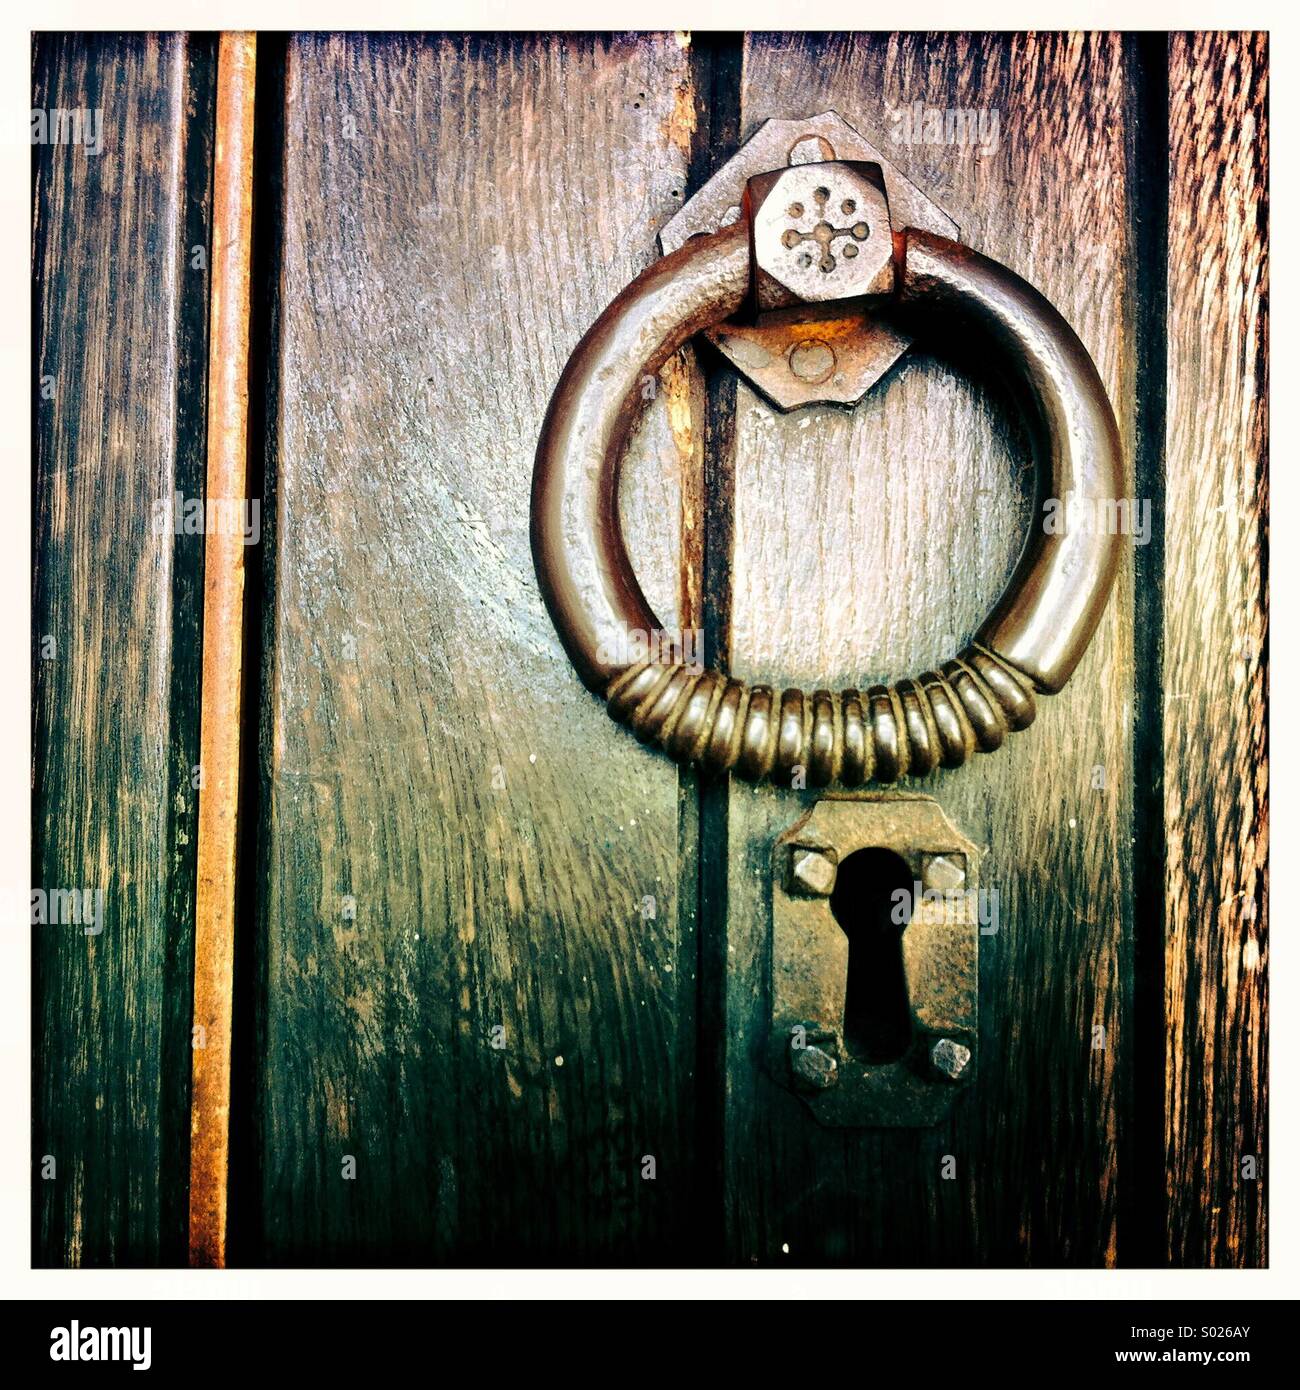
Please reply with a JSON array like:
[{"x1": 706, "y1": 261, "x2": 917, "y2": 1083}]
[
  {"x1": 660, "y1": 110, "x2": 960, "y2": 411},
  {"x1": 771, "y1": 795, "x2": 980, "y2": 1128}
]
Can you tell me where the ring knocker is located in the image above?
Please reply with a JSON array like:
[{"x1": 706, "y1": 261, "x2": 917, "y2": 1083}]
[{"x1": 531, "y1": 118, "x2": 1123, "y2": 787}]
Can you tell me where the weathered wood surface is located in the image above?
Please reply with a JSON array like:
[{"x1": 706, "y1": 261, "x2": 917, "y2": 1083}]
[
  {"x1": 251, "y1": 33, "x2": 704, "y2": 1262},
  {"x1": 32, "y1": 33, "x2": 212, "y2": 1266},
  {"x1": 1163, "y1": 31, "x2": 1268, "y2": 1267},
  {"x1": 714, "y1": 32, "x2": 1137, "y2": 1264},
  {"x1": 32, "y1": 29, "x2": 1265, "y2": 1269}
]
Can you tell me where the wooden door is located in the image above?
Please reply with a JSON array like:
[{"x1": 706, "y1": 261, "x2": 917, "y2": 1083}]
[{"x1": 32, "y1": 31, "x2": 1267, "y2": 1268}]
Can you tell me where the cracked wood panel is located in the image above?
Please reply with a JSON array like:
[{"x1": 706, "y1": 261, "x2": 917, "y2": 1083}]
[
  {"x1": 32, "y1": 33, "x2": 211, "y2": 1266},
  {"x1": 1163, "y1": 32, "x2": 1267, "y2": 1267},
  {"x1": 717, "y1": 33, "x2": 1135, "y2": 1264},
  {"x1": 254, "y1": 33, "x2": 702, "y2": 1262}
]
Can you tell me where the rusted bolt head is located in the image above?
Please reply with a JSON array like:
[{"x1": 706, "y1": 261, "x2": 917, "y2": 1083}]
[
  {"x1": 922, "y1": 853, "x2": 967, "y2": 893},
  {"x1": 788, "y1": 338, "x2": 837, "y2": 384},
  {"x1": 930, "y1": 1037, "x2": 972, "y2": 1082},
  {"x1": 790, "y1": 1040, "x2": 840, "y2": 1091},
  {"x1": 746, "y1": 160, "x2": 894, "y2": 312},
  {"x1": 787, "y1": 845, "x2": 838, "y2": 897}
]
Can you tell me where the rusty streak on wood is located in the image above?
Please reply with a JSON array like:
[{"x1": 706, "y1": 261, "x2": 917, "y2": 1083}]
[
  {"x1": 189, "y1": 31, "x2": 257, "y2": 1269},
  {"x1": 1163, "y1": 31, "x2": 1268, "y2": 1267}
]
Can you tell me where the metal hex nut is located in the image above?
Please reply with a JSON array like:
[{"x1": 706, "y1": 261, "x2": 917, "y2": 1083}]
[
  {"x1": 786, "y1": 844, "x2": 838, "y2": 897},
  {"x1": 789, "y1": 1024, "x2": 842, "y2": 1091},
  {"x1": 659, "y1": 111, "x2": 959, "y2": 256},
  {"x1": 746, "y1": 161, "x2": 894, "y2": 312},
  {"x1": 790, "y1": 1043, "x2": 840, "y2": 1091},
  {"x1": 930, "y1": 1037, "x2": 973, "y2": 1083},
  {"x1": 660, "y1": 112, "x2": 959, "y2": 412},
  {"x1": 922, "y1": 853, "x2": 967, "y2": 893}
]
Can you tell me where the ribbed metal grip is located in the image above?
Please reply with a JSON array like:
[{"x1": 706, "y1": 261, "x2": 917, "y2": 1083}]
[{"x1": 605, "y1": 645, "x2": 1036, "y2": 785}]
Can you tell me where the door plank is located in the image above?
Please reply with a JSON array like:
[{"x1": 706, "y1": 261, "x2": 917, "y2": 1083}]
[
  {"x1": 715, "y1": 33, "x2": 1136, "y2": 1264},
  {"x1": 32, "y1": 33, "x2": 213, "y2": 1266},
  {"x1": 1163, "y1": 31, "x2": 1267, "y2": 1268},
  {"x1": 253, "y1": 33, "x2": 703, "y2": 1262}
]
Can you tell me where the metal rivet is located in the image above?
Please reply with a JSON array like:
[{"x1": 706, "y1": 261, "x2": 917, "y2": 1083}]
[
  {"x1": 922, "y1": 853, "x2": 967, "y2": 893},
  {"x1": 788, "y1": 340, "x2": 836, "y2": 384},
  {"x1": 930, "y1": 1037, "x2": 972, "y2": 1082},
  {"x1": 787, "y1": 845, "x2": 837, "y2": 896},
  {"x1": 790, "y1": 1039, "x2": 840, "y2": 1090},
  {"x1": 788, "y1": 134, "x2": 835, "y2": 165}
]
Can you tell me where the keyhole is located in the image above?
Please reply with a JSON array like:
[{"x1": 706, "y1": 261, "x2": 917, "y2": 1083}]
[{"x1": 829, "y1": 848, "x2": 914, "y2": 1063}]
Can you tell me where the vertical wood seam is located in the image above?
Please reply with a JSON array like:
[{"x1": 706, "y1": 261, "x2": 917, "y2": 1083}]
[
  {"x1": 159, "y1": 31, "x2": 219, "y2": 1267},
  {"x1": 685, "y1": 31, "x2": 743, "y2": 1262},
  {"x1": 226, "y1": 26, "x2": 289, "y2": 1273},
  {"x1": 1123, "y1": 29, "x2": 1170, "y2": 1269},
  {"x1": 188, "y1": 31, "x2": 257, "y2": 1270}
]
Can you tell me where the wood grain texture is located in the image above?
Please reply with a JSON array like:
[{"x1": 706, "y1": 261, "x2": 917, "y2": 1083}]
[
  {"x1": 1163, "y1": 31, "x2": 1267, "y2": 1267},
  {"x1": 32, "y1": 33, "x2": 212, "y2": 1266},
  {"x1": 251, "y1": 33, "x2": 703, "y2": 1263},
  {"x1": 715, "y1": 32, "x2": 1136, "y2": 1264}
]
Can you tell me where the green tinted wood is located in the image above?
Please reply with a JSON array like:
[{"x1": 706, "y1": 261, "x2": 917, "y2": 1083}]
[
  {"x1": 252, "y1": 33, "x2": 704, "y2": 1263},
  {"x1": 713, "y1": 32, "x2": 1137, "y2": 1264},
  {"x1": 32, "y1": 32, "x2": 213, "y2": 1266}
]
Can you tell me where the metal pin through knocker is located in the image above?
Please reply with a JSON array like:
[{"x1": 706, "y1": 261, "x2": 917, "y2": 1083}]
[{"x1": 530, "y1": 112, "x2": 1123, "y2": 787}]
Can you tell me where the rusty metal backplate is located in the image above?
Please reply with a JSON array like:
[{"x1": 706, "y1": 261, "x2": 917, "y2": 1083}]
[
  {"x1": 660, "y1": 111, "x2": 960, "y2": 411},
  {"x1": 771, "y1": 795, "x2": 980, "y2": 1128}
]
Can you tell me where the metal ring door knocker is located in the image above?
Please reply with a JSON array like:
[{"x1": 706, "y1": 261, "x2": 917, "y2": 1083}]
[{"x1": 531, "y1": 113, "x2": 1123, "y2": 787}]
